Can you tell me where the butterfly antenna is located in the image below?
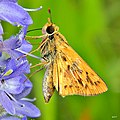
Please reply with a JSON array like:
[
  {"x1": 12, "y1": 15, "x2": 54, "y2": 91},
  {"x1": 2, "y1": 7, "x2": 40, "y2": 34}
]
[
  {"x1": 48, "y1": 8, "x2": 53, "y2": 23},
  {"x1": 27, "y1": 28, "x2": 42, "y2": 33}
]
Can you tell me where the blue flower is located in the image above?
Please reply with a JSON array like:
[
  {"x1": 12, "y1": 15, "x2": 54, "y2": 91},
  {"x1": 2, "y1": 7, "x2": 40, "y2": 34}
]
[
  {"x1": 0, "y1": 0, "x2": 42, "y2": 119},
  {"x1": 0, "y1": 0, "x2": 42, "y2": 36},
  {"x1": 0, "y1": 59, "x2": 32, "y2": 96},
  {"x1": 0, "y1": 29, "x2": 32, "y2": 61},
  {"x1": 0, "y1": 93, "x2": 40, "y2": 120},
  {"x1": 0, "y1": 28, "x2": 40, "y2": 61},
  {"x1": 0, "y1": 86, "x2": 41, "y2": 119},
  {"x1": 0, "y1": 1, "x2": 33, "y2": 27},
  {"x1": 0, "y1": 0, "x2": 17, "y2": 3},
  {"x1": 1, "y1": 116, "x2": 26, "y2": 120},
  {"x1": 0, "y1": 59, "x2": 40, "y2": 119}
]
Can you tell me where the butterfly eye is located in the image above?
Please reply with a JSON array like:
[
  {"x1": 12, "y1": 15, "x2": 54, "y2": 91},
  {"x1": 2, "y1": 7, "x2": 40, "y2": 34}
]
[{"x1": 46, "y1": 26, "x2": 54, "y2": 34}]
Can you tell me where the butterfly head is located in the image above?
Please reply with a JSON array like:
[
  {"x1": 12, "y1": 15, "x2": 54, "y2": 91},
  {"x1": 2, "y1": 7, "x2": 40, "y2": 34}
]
[{"x1": 42, "y1": 18, "x2": 59, "y2": 35}]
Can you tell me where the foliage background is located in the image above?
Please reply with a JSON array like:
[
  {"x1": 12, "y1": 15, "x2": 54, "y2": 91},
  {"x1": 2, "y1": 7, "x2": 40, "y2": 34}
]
[{"x1": 3, "y1": 0, "x2": 120, "y2": 120}]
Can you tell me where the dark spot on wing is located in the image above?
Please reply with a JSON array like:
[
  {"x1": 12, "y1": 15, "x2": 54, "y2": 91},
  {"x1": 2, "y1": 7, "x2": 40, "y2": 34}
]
[
  {"x1": 94, "y1": 82, "x2": 98, "y2": 86},
  {"x1": 97, "y1": 81, "x2": 100, "y2": 83},
  {"x1": 64, "y1": 74, "x2": 66, "y2": 77},
  {"x1": 86, "y1": 71, "x2": 88, "y2": 75},
  {"x1": 64, "y1": 85, "x2": 67, "y2": 89},
  {"x1": 56, "y1": 33, "x2": 69, "y2": 45},
  {"x1": 75, "y1": 85, "x2": 79, "y2": 88},
  {"x1": 72, "y1": 62, "x2": 83, "y2": 74},
  {"x1": 77, "y1": 78, "x2": 83, "y2": 86},
  {"x1": 94, "y1": 81, "x2": 101, "y2": 86},
  {"x1": 53, "y1": 46, "x2": 57, "y2": 56},
  {"x1": 69, "y1": 85, "x2": 73, "y2": 88},
  {"x1": 60, "y1": 68, "x2": 62, "y2": 73},
  {"x1": 75, "y1": 81, "x2": 77, "y2": 84},
  {"x1": 67, "y1": 65, "x2": 70, "y2": 70},
  {"x1": 91, "y1": 73, "x2": 94, "y2": 76},
  {"x1": 62, "y1": 56, "x2": 67, "y2": 61},
  {"x1": 89, "y1": 80, "x2": 94, "y2": 85},
  {"x1": 85, "y1": 84, "x2": 88, "y2": 89},
  {"x1": 86, "y1": 73, "x2": 94, "y2": 85}
]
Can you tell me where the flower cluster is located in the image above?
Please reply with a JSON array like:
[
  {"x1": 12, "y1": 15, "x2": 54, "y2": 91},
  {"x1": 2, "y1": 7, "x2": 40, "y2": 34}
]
[{"x1": 0, "y1": 0, "x2": 41, "y2": 119}]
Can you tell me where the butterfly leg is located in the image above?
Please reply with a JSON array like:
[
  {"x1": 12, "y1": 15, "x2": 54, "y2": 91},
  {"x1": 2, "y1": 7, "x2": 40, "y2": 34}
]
[
  {"x1": 28, "y1": 67, "x2": 45, "y2": 80},
  {"x1": 17, "y1": 43, "x2": 42, "y2": 60},
  {"x1": 30, "y1": 61, "x2": 47, "y2": 69},
  {"x1": 25, "y1": 35, "x2": 46, "y2": 40}
]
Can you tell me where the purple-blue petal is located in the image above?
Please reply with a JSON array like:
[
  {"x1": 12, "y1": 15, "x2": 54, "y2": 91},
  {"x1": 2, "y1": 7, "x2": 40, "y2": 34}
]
[
  {"x1": 13, "y1": 100, "x2": 41, "y2": 118},
  {"x1": 5, "y1": 75, "x2": 32, "y2": 94},
  {"x1": 22, "y1": 116, "x2": 27, "y2": 120},
  {"x1": 3, "y1": 36, "x2": 23, "y2": 59},
  {"x1": 0, "y1": 91, "x2": 15, "y2": 115},
  {"x1": 0, "y1": 52, "x2": 2, "y2": 57},
  {"x1": 2, "y1": 73, "x2": 32, "y2": 95},
  {"x1": 0, "y1": 0, "x2": 17, "y2": 3},
  {"x1": 13, "y1": 75, "x2": 32, "y2": 99},
  {"x1": 0, "y1": 23, "x2": 3, "y2": 35},
  {"x1": 3, "y1": 36, "x2": 22, "y2": 50},
  {"x1": 3, "y1": 36, "x2": 32, "y2": 60},
  {"x1": 19, "y1": 26, "x2": 28, "y2": 40},
  {"x1": 0, "y1": 57, "x2": 10, "y2": 70},
  {"x1": 0, "y1": 116, "x2": 21, "y2": 120},
  {"x1": 17, "y1": 40, "x2": 32, "y2": 53},
  {"x1": 19, "y1": 75, "x2": 32, "y2": 88},
  {"x1": 14, "y1": 86, "x2": 32, "y2": 99},
  {"x1": 5, "y1": 49, "x2": 23, "y2": 60},
  {"x1": 0, "y1": 40, "x2": 3, "y2": 52},
  {"x1": 5, "y1": 60, "x2": 30, "y2": 79},
  {"x1": 0, "y1": 2, "x2": 33, "y2": 26},
  {"x1": 4, "y1": 59, "x2": 17, "y2": 73},
  {"x1": 4, "y1": 76, "x2": 24, "y2": 94}
]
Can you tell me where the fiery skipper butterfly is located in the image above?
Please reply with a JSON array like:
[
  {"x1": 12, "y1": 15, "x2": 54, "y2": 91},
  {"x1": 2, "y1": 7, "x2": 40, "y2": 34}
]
[{"x1": 28, "y1": 10, "x2": 108, "y2": 103}]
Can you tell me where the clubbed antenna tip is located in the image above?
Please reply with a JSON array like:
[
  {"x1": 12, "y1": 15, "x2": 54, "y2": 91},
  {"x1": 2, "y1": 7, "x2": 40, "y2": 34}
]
[
  {"x1": 48, "y1": 8, "x2": 52, "y2": 23},
  {"x1": 48, "y1": 8, "x2": 51, "y2": 14}
]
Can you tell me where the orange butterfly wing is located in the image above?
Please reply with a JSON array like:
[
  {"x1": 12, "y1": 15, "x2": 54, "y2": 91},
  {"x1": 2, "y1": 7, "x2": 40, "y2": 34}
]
[{"x1": 52, "y1": 33, "x2": 108, "y2": 97}]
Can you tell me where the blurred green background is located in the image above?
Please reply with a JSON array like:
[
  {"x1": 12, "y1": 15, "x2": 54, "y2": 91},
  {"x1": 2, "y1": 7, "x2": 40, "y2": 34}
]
[{"x1": 3, "y1": 0, "x2": 120, "y2": 120}]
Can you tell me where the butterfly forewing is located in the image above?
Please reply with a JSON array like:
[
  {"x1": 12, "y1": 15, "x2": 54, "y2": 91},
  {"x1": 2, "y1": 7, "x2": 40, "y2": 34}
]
[{"x1": 52, "y1": 33, "x2": 107, "y2": 97}]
